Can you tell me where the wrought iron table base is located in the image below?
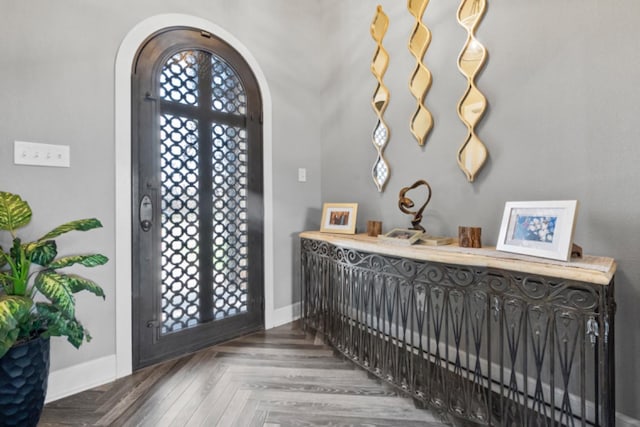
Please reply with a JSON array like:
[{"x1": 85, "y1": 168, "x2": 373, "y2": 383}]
[{"x1": 301, "y1": 238, "x2": 616, "y2": 426}]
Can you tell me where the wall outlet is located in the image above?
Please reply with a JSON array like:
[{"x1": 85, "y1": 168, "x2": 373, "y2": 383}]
[{"x1": 14, "y1": 141, "x2": 70, "y2": 168}]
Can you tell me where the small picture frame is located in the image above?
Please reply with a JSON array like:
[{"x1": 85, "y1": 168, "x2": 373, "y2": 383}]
[
  {"x1": 496, "y1": 200, "x2": 578, "y2": 261},
  {"x1": 320, "y1": 203, "x2": 358, "y2": 234},
  {"x1": 378, "y1": 228, "x2": 423, "y2": 245}
]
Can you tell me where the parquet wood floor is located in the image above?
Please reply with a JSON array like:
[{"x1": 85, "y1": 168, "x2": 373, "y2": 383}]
[{"x1": 39, "y1": 321, "x2": 455, "y2": 427}]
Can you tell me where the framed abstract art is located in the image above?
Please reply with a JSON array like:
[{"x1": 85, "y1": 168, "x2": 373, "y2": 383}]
[{"x1": 496, "y1": 200, "x2": 578, "y2": 261}]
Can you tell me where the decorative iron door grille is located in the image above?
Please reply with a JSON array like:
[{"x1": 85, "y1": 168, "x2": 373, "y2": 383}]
[
  {"x1": 159, "y1": 50, "x2": 250, "y2": 333},
  {"x1": 301, "y1": 238, "x2": 616, "y2": 427},
  {"x1": 132, "y1": 28, "x2": 264, "y2": 369}
]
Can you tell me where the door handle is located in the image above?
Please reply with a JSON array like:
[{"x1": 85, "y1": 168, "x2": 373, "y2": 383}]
[{"x1": 140, "y1": 195, "x2": 153, "y2": 232}]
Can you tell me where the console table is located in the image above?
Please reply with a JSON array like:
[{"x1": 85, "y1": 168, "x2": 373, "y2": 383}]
[{"x1": 300, "y1": 231, "x2": 616, "y2": 426}]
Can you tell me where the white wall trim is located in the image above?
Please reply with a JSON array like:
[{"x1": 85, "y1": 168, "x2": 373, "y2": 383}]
[
  {"x1": 46, "y1": 355, "x2": 116, "y2": 403},
  {"x1": 618, "y1": 413, "x2": 640, "y2": 427},
  {"x1": 114, "y1": 14, "x2": 275, "y2": 379},
  {"x1": 42, "y1": 350, "x2": 640, "y2": 426},
  {"x1": 271, "y1": 302, "x2": 301, "y2": 328}
]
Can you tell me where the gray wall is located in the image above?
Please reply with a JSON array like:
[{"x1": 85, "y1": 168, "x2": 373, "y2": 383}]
[
  {"x1": 320, "y1": 0, "x2": 640, "y2": 419},
  {"x1": 0, "y1": 0, "x2": 323, "y2": 375},
  {"x1": 0, "y1": 0, "x2": 638, "y2": 420}
]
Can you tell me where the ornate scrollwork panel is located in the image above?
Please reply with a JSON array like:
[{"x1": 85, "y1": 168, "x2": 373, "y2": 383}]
[{"x1": 301, "y1": 239, "x2": 616, "y2": 426}]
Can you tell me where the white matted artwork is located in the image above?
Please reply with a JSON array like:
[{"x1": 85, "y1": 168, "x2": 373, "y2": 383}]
[
  {"x1": 496, "y1": 200, "x2": 578, "y2": 261},
  {"x1": 320, "y1": 203, "x2": 358, "y2": 234}
]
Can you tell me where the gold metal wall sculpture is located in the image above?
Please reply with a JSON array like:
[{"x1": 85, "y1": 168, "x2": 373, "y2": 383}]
[
  {"x1": 398, "y1": 179, "x2": 432, "y2": 232},
  {"x1": 408, "y1": 0, "x2": 433, "y2": 146},
  {"x1": 456, "y1": 0, "x2": 488, "y2": 182},
  {"x1": 370, "y1": 6, "x2": 390, "y2": 192}
]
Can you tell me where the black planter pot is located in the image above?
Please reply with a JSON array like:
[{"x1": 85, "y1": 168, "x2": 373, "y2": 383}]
[{"x1": 0, "y1": 337, "x2": 50, "y2": 427}]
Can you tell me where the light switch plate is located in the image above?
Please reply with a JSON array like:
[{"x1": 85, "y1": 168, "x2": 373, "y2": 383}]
[
  {"x1": 298, "y1": 168, "x2": 307, "y2": 182},
  {"x1": 14, "y1": 141, "x2": 70, "y2": 168}
]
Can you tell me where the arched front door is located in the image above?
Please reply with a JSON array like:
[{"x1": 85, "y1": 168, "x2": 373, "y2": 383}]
[{"x1": 131, "y1": 27, "x2": 264, "y2": 369}]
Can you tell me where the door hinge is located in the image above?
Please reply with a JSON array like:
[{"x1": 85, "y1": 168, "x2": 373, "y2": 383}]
[
  {"x1": 144, "y1": 92, "x2": 157, "y2": 102},
  {"x1": 248, "y1": 112, "x2": 264, "y2": 125},
  {"x1": 146, "y1": 320, "x2": 160, "y2": 329}
]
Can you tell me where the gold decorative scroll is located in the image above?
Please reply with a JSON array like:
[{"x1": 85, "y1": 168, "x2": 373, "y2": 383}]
[
  {"x1": 456, "y1": 0, "x2": 488, "y2": 182},
  {"x1": 370, "y1": 6, "x2": 391, "y2": 192},
  {"x1": 408, "y1": 0, "x2": 433, "y2": 146}
]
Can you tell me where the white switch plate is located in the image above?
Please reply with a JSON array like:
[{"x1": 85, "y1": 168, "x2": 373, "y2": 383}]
[
  {"x1": 14, "y1": 141, "x2": 70, "y2": 168},
  {"x1": 298, "y1": 167, "x2": 307, "y2": 182}
]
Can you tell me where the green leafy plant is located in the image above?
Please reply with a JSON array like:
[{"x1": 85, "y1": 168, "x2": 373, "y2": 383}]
[{"x1": 0, "y1": 191, "x2": 107, "y2": 359}]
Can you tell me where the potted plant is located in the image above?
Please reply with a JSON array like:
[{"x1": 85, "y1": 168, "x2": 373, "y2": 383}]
[{"x1": 0, "y1": 191, "x2": 107, "y2": 427}]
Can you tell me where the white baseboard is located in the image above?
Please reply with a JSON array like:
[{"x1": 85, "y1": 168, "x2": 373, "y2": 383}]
[
  {"x1": 618, "y1": 411, "x2": 640, "y2": 427},
  {"x1": 331, "y1": 312, "x2": 639, "y2": 426},
  {"x1": 269, "y1": 302, "x2": 301, "y2": 328},
  {"x1": 40, "y1": 329, "x2": 640, "y2": 426},
  {"x1": 45, "y1": 303, "x2": 300, "y2": 403},
  {"x1": 46, "y1": 354, "x2": 116, "y2": 403}
]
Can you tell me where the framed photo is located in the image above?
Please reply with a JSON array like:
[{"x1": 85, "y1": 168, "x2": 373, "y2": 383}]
[
  {"x1": 320, "y1": 203, "x2": 358, "y2": 234},
  {"x1": 496, "y1": 200, "x2": 578, "y2": 261},
  {"x1": 378, "y1": 228, "x2": 423, "y2": 245}
]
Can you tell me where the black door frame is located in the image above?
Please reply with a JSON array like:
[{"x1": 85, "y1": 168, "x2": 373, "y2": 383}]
[{"x1": 131, "y1": 27, "x2": 264, "y2": 370}]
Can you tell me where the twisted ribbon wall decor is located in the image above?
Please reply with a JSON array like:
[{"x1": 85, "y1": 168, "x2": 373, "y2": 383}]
[
  {"x1": 456, "y1": 0, "x2": 488, "y2": 182},
  {"x1": 370, "y1": 6, "x2": 391, "y2": 192},
  {"x1": 408, "y1": 0, "x2": 433, "y2": 146}
]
